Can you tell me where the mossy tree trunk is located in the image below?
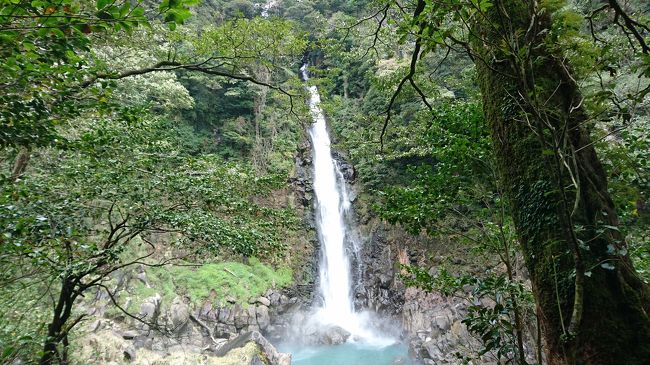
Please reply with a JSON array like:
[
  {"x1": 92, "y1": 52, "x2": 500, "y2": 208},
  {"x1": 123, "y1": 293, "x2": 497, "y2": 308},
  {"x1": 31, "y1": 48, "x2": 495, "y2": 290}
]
[{"x1": 472, "y1": 1, "x2": 650, "y2": 364}]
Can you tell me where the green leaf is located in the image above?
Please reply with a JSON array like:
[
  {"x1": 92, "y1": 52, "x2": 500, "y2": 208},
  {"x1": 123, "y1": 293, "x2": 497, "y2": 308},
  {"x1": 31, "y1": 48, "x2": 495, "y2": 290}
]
[
  {"x1": 96, "y1": 0, "x2": 109, "y2": 10},
  {"x1": 119, "y1": 1, "x2": 130, "y2": 17},
  {"x1": 131, "y1": 6, "x2": 144, "y2": 17}
]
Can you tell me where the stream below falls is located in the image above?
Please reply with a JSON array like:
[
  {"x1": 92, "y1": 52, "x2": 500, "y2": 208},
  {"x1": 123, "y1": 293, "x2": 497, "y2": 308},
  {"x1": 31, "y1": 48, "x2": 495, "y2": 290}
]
[{"x1": 278, "y1": 343, "x2": 415, "y2": 365}]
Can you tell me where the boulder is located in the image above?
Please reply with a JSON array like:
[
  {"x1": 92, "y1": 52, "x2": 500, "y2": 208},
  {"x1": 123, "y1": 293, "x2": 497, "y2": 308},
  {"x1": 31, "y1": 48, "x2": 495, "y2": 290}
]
[
  {"x1": 197, "y1": 300, "x2": 216, "y2": 321},
  {"x1": 320, "y1": 325, "x2": 351, "y2": 345},
  {"x1": 434, "y1": 315, "x2": 450, "y2": 331},
  {"x1": 215, "y1": 331, "x2": 291, "y2": 365},
  {"x1": 118, "y1": 330, "x2": 139, "y2": 340},
  {"x1": 423, "y1": 340, "x2": 443, "y2": 361},
  {"x1": 256, "y1": 305, "x2": 270, "y2": 330},
  {"x1": 257, "y1": 296, "x2": 271, "y2": 307},
  {"x1": 218, "y1": 306, "x2": 233, "y2": 324},
  {"x1": 268, "y1": 291, "x2": 282, "y2": 306},
  {"x1": 169, "y1": 296, "x2": 190, "y2": 333},
  {"x1": 139, "y1": 294, "x2": 161, "y2": 321}
]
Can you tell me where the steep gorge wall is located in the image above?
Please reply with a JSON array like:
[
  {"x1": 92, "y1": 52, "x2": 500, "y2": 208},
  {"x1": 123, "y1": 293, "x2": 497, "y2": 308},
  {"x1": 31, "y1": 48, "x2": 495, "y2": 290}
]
[{"x1": 328, "y1": 150, "x2": 493, "y2": 365}]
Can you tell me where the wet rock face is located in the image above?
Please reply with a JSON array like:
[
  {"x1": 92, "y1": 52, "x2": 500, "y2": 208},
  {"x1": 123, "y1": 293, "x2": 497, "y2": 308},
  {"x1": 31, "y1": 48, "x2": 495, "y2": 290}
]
[
  {"x1": 351, "y1": 219, "x2": 483, "y2": 364},
  {"x1": 332, "y1": 150, "x2": 356, "y2": 182},
  {"x1": 354, "y1": 228, "x2": 405, "y2": 317},
  {"x1": 294, "y1": 141, "x2": 315, "y2": 210}
]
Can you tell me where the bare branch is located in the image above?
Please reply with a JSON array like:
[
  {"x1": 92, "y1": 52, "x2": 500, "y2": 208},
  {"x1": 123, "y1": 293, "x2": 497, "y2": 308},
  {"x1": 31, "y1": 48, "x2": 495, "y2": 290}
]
[
  {"x1": 608, "y1": 0, "x2": 650, "y2": 54},
  {"x1": 380, "y1": 0, "x2": 431, "y2": 150}
]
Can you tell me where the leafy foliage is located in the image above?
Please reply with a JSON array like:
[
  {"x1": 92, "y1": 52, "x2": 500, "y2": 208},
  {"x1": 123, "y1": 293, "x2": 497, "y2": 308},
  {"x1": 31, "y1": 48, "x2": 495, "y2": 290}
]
[
  {"x1": 0, "y1": 1, "x2": 309, "y2": 360},
  {"x1": 0, "y1": 0, "x2": 198, "y2": 147}
]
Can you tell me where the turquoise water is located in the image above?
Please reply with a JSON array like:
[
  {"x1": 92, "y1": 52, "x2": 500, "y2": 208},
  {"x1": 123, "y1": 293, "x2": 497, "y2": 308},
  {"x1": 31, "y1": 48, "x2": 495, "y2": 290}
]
[{"x1": 278, "y1": 342, "x2": 416, "y2": 365}]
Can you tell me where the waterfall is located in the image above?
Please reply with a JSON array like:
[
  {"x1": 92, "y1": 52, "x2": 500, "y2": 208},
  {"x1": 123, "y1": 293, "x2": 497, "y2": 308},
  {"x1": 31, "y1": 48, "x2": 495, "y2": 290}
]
[{"x1": 301, "y1": 64, "x2": 391, "y2": 345}]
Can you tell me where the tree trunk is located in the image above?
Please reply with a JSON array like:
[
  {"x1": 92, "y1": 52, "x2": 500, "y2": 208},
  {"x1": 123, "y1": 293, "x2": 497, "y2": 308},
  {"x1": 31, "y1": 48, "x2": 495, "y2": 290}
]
[
  {"x1": 10, "y1": 147, "x2": 30, "y2": 182},
  {"x1": 472, "y1": 1, "x2": 650, "y2": 364},
  {"x1": 40, "y1": 278, "x2": 75, "y2": 365}
]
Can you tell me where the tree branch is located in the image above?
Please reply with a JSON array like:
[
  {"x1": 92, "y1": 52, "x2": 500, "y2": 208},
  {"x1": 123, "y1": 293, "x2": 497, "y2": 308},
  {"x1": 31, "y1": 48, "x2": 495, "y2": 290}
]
[
  {"x1": 380, "y1": 0, "x2": 432, "y2": 150},
  {"x1": 607, "y1": 0, "x2": 650, "y2": 54},
  {"x1": 79, "y1": 60, "x2": 300, "y2": 115}
]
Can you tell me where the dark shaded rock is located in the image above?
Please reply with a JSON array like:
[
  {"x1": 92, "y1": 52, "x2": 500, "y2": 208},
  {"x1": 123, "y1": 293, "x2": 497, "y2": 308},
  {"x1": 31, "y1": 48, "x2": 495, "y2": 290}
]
[
  {"x1": 119, "y1": 330, "x2": 139, "y2": 340},
  {"x1": 256, "y1": 305, "x2": 270, "y2": 330},
  {"x1": 123, "y1": 345, "x2": 136, "y2": 361},
  {"x1": 233, "y1": 305, "x2": 249, "y2": 330},
  {"x1": 332, "y1": 150, "x2": 356, "y2": 182},
  {"x1": 378, "y1": 273, "x2": 393, "y2": 289},
  {"x1": 215, "y1": 323, "x2": 237, "y2": 339}
]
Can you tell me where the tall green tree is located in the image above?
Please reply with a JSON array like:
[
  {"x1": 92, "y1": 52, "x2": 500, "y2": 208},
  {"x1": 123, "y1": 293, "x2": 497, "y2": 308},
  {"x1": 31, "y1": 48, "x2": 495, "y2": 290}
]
[
  {"x1": 359, "y1": 0, "x2": 650, "y2": 363},
  {"x1": 1, "y1": 1, "x2": 307, "y2": 363},
  {"x1": 471, "y1": 1, "x2": 650, "y2": 363}
]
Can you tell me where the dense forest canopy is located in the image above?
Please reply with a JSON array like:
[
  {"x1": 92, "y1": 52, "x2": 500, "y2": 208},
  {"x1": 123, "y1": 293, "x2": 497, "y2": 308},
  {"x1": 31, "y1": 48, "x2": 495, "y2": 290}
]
[{"x1": 0, "y1": 0, "x2": 648, "y2": 364}]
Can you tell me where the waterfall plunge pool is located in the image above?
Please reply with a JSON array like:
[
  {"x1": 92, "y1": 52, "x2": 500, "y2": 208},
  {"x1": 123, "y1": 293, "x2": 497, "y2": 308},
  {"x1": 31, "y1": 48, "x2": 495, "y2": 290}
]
[{"x1": 277, "y1": 342, "x2": 416, "y2": 365}]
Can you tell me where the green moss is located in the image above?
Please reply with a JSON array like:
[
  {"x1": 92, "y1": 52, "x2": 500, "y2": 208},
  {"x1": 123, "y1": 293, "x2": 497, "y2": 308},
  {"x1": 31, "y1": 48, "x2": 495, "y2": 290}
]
[
  {"x1": 215, "y1": 342, "x2": 265, "y2": 365},
  {"x1": 133, "y1": 258, "x2": 292, "y2": 307}
]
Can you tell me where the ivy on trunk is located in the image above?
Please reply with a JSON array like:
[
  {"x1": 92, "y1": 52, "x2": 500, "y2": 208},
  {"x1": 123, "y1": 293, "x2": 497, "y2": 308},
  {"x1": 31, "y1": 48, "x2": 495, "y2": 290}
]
[{"x1": 472, "y1": 1, "x2": 650, "y2": 364}]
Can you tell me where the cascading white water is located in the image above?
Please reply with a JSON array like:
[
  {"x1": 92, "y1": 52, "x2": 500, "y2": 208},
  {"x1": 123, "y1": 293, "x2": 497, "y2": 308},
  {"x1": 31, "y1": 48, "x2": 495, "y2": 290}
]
[
  {"x1": 301, "y1": 64, "x2": 355, "y2": 325},
  {"x1": 301, "y1": 65, "x2": 391, "y2": 345}
]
